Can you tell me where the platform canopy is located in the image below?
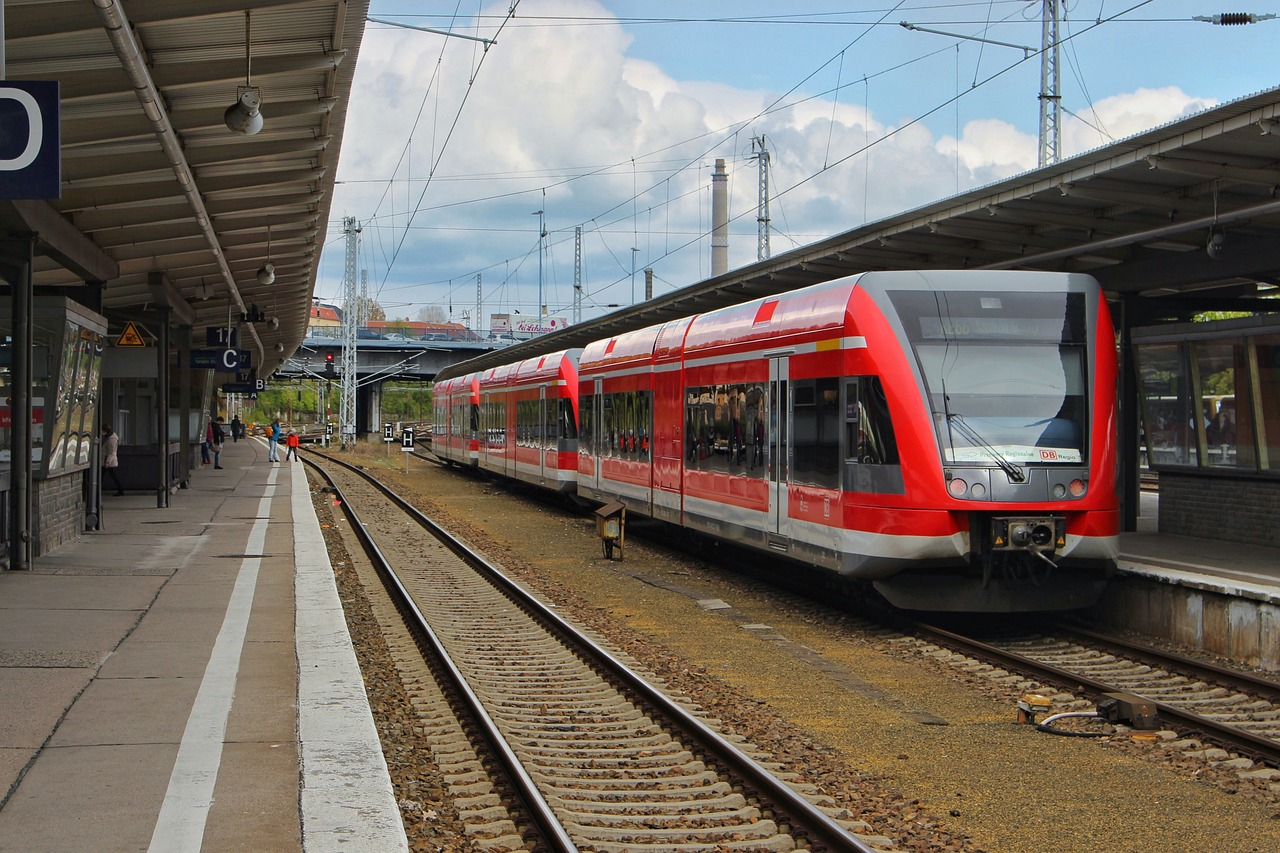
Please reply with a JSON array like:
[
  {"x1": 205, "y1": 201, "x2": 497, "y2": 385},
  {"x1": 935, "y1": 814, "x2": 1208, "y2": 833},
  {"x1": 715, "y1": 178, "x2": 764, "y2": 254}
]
[
  {"x1": 443, "y1": 86, "x2": 1280, "y2": 380},
  {"x1": 1, "y1": 0, "x2": 369, "y2": 375}
]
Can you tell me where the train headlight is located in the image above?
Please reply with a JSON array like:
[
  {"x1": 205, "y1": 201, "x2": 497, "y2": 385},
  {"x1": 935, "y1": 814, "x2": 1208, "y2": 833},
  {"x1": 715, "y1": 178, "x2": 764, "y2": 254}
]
[
  {"x1": 1052, "y1": 483, "x2": 1067, "y2": 499},
  {"x1": 1069, "y1": 479, "x2": 1087, "y2": 497},
  {"x1": 970, "y1": 482, "x2": 986, "y2": 498},
  {"x1": 948, "y1": 477, "x2": 968, "y2": 498}
]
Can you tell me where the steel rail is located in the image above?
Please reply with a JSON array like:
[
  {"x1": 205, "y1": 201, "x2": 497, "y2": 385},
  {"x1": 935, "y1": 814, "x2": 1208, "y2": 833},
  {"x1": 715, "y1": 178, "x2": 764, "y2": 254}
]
[
  {"x1": 1058, "y1": 624, "x2": 1280, "y2": 704},
  {"x1": 310, "y1": 449, "x2": 879, "y2": 853},
  {"x1": 304, "y1": 456, "x2": 580, "y2": 853},
  {"x1": 914, "y1": 621, "x2": 1280, "y2": 766}
]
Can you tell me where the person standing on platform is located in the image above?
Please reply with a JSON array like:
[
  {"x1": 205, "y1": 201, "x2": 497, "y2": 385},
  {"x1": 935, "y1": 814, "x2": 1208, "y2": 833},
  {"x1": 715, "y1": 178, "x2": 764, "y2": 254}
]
[
  {"x1": 202, "y1": 418, "x2": 213, "y2": 464},
  {"x1": 101, "y1": 424, "x2": 124, "y2": 496},
  {"x1": 268, "y1": 419, "x2": 281, "y2": 462},
  {"x1": 231, "y1": 414, "x2": 242, "y2": 442},
  {"x1": 211, "y1": 416, "x2": 227, "y2": 469},
  {"x1": 285, "y1": 428, "x2": 300, "y2": 461}
]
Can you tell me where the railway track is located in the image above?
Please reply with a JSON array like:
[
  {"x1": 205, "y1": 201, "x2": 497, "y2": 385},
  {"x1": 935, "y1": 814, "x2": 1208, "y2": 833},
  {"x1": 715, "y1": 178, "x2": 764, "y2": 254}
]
[
  {"x1": 409, "y1": 447, "x2": 1280, "y2": 770},
  {"x1": 403, "y1": 448, "x2": 1279, "y2": 773},
  {"x1": 304, "y1": 450, "x2": 896, "y2": 852},
  {"x1": 911, "y1": 621, "x2": 1280, "y2": 767}
]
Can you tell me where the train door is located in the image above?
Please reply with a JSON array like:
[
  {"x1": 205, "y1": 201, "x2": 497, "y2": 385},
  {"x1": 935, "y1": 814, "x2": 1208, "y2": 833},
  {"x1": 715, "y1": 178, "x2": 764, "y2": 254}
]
[
  {"x1": 587, "y1": 377, "x2": 602, "y2": 494},
  {"x1": 768, "y1": 355, "x2": 791, "y2": 544},
  {"x1": 538, "y1": 385, "x2": 548, "y2": 484}
]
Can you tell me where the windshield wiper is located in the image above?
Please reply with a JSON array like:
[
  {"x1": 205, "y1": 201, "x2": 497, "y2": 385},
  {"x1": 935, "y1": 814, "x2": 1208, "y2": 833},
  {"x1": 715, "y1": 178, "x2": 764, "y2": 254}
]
[{"x1": 946, "y1": 410, "x2": 1026, "y2": 483}]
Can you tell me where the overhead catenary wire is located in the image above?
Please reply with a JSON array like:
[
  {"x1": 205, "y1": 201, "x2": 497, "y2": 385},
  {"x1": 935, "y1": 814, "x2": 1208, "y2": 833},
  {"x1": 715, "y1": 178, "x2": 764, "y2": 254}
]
[{"x1": 335, "y1": 0, "x2": 1179, "y2": 322}]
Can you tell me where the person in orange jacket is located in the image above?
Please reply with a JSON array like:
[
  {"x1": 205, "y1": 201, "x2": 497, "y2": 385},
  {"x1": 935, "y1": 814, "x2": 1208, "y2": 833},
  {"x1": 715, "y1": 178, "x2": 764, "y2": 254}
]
[{"x1": 284, "y1": 428, "x2": 301, "y2": 461}]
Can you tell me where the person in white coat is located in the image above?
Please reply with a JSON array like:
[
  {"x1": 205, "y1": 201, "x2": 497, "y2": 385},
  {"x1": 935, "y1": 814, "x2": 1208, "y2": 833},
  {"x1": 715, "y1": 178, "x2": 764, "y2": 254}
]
[{"x1": 102, "y1": 424, "x2": 124, "y2": 496}]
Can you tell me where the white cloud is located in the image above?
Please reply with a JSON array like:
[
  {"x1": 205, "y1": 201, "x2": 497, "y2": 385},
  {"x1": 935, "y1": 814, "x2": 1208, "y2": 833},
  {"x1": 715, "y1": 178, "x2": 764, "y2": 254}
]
[
  {"x1": 1063, "y1": 86, "x2": 1217, "y2": 155},
  {"x1": 325, "y1": 4, "x2": 1231, "y2": 323}
]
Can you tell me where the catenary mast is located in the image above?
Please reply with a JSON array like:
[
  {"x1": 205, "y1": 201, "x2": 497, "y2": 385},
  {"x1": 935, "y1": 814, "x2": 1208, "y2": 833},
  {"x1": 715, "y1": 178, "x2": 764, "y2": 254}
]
[{"x1": 340, "y1": 216, "x2": 359, "y2": 447}]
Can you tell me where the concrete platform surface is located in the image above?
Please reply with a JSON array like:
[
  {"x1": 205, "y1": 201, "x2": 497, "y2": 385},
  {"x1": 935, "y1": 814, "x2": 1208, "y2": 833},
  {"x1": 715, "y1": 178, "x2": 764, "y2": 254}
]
[
  {"x1": 1120, "y1": 490, "x2": 1280, "y2": 604},
  {"x1": 0, "y1": 439, "x2": 407, "y2": 852}
]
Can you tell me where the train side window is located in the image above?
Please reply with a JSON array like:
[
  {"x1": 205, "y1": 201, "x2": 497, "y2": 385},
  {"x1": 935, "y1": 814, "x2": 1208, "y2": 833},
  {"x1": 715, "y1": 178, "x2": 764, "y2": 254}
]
[
  {"x1": 601, "y1": 393, "x2": 615, "y2": 457},
  {"x1": 793, "y1": 378, "x2": 840, "y2": 489},
  {"x1": 845, "y1": 377, "x2": 899, "y2": 465},
  {"x1": 579, "y1": 393, "x2": 594, "y2": 454}
]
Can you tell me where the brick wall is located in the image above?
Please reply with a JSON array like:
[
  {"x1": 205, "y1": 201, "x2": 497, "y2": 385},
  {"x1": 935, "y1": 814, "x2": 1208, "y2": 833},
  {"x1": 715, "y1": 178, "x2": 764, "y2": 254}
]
[
  {"x1": 33, "y1": 472, "x2": 87, "y2": 556},
  {"x1": 1158, "y1": 471, "x2": 1280, "y2": 547}
]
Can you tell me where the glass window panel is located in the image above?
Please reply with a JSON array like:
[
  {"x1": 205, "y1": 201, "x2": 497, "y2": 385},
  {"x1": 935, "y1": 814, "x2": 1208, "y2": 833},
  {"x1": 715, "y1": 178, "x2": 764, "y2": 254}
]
[
  {"x1": 1196, "y1": 340, "x2": 1254, "y2": 470},
  {"x1": 1136, "y1": 342, "x2": 1196, "y2": 467},
  {"x1": 1254, "y1": 335, "x2": 1280, "y2": 472},
  {"x1": 77, "y1": 334, "x2": 103, "y2": 466},
  {"x1": 792, "y1": 377, "x2": 840, "y2": 488}
]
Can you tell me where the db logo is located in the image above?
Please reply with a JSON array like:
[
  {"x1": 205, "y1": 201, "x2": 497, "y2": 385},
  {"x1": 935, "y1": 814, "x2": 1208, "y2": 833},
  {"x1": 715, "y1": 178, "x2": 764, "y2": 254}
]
[{"x1": 1039, "y1": 449, "x2": 1060, "y2": 461}]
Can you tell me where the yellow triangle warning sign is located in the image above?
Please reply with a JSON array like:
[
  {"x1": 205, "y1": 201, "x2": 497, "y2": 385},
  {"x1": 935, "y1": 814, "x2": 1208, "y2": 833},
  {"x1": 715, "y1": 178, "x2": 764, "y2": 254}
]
[{"x1": 116, "y1": 321, "x2": 148, "y2": 347}]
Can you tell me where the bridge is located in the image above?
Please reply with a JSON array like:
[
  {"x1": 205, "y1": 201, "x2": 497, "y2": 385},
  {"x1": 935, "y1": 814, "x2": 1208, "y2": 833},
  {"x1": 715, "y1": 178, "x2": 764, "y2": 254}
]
[
  {"x1": 266, "y1": 334, "x2": 507, "y2": 436},
  {"x1": 277, "y1": 334, "x2": 507, "y2": 383}
]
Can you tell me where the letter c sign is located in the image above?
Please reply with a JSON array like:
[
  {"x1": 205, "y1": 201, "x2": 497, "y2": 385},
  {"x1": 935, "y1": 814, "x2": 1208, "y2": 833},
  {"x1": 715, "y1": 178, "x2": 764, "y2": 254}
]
[{"x1": 0, "y1": 81, "x2": 61, "y2": 200}]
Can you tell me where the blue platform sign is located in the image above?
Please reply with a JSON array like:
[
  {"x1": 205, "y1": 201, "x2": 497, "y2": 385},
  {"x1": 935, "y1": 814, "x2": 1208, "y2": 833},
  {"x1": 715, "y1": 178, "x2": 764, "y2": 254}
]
[
  {"x1": 0, "y1": 82, "x2": 60, "y2": 199},
  {"x1": 191, "y1": 349, "x2": 253, "y2": 372}
]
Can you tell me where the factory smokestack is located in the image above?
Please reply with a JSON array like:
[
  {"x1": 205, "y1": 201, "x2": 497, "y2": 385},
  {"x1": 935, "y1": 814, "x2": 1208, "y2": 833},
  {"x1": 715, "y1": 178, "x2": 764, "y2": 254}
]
[{"x1": 711, "y1": 158, "x2": 728, "y2": 277}]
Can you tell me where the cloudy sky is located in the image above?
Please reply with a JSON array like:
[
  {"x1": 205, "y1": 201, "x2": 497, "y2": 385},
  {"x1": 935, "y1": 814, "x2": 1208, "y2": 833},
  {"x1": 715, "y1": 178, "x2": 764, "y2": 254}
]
[{"x1": 315, "y1": 1, "x2": 1279, "y2": 330}]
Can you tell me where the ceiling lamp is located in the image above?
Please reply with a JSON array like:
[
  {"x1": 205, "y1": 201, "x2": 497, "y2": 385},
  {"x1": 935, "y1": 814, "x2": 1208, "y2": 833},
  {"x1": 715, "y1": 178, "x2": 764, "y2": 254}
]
[
  {"x1": 225, "y1": 10, "x2": 264, "y2": 135},
  {"x1": 257, "y1": 224, "x2": 276, "y2": 284}
]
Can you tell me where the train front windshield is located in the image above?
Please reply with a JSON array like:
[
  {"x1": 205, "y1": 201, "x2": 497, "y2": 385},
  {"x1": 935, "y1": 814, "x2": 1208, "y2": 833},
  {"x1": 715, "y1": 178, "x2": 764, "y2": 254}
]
[{"x1": 889, "y1": 289, "x2": 1089, "y2": 466}]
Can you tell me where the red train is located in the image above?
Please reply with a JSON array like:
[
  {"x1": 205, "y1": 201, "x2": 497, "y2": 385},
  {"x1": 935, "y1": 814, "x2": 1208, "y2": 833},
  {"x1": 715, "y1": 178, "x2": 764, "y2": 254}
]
[{"x1": 434, "y1": 270, "x2": 1119, "y2": 612}]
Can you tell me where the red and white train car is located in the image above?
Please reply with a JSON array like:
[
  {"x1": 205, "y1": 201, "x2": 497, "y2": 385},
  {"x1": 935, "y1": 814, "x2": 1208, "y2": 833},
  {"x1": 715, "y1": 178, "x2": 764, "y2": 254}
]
[
  {"x1": 431, "y1": 373, "x2": 480, "y2": 467},
  {"x1": 469, "y1": 350, "x2": 581, "y2": 492},
  {"x1": 578, "y1": 270, "x2": 1118, "y2": 612}
]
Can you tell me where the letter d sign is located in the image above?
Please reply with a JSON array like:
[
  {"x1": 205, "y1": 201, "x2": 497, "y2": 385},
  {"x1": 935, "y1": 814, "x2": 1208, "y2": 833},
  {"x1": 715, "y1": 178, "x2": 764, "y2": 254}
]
[{"x1": 0, "y1": 81, "x2": 61, "y2": 200}]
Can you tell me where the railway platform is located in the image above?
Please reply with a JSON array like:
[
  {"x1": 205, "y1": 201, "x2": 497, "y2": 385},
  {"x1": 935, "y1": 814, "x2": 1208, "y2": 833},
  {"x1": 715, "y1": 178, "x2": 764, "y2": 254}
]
[
  {"x1": 0, "y1": 439, "x2": 407, "y2": 852},
  {"x1": 1103, "y1": 491, "x2": 1280, "y2": 671}
]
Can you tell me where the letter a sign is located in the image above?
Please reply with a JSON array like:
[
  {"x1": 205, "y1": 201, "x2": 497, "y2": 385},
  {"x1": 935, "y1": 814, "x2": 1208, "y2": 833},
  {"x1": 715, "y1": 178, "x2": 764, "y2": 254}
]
[{"x1": 0, "y1": 82, "x2": 60, "y2": 199}]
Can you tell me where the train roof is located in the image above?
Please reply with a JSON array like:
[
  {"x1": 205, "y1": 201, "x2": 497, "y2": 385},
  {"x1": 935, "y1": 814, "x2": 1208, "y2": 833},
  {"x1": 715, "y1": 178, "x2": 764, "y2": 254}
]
[
  {"x1": 579, "y1": 324, "x2": 665, "y2": 372},
  {"x1": 682, "y1": 274, "x2": 864, "y2": 355},
  {"x1": 513, "y1": 348, "x2": 582, "y2": 383}
]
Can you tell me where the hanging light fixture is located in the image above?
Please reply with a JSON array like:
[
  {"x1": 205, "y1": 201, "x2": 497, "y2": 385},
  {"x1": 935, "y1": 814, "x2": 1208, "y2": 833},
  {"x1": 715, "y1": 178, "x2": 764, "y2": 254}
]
[
  {"x1": 257, "y1": 224, "x2": 276, "y2": 284},
  {"x1": 225, "y1": 10, "x2": 264, "y2": 135}
]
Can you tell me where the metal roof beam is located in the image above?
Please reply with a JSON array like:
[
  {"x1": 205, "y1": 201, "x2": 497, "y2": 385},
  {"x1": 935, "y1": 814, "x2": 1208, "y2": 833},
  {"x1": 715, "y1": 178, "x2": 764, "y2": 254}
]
[
  {"x1": 0, "y1": 200, "x2": 119, "y2": 283},
  {"x1": 55, "y1": 52, "x2": 347, "y2": 101},
  {"x1": 1144, "y1": 154, "x2": 1280, "y2": 187},
  {"x1": 1093, "y1": 233, "x2": 1280, "y2": 292}
]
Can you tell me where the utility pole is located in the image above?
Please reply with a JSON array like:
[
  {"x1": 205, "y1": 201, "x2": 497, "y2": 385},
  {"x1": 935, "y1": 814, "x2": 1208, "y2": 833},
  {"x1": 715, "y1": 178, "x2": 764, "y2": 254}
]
[
  {"x1": 1036, "y1": 0, "x2": 1062, "y2": 167},
  {"x1": 534, "y1": 209, "x2": 545, "y2": 330},
  {"x1": 752, "y1": 136, "x2": 771, "y2": 261},
  {"x1": 340, "y1": 216, "x2": 359, "y2": 448},
  {"x1": 475, "y1": 273, "x2": 482, "y2": 337},
  {"x1": 573, "y1": 225, "x2": 583, "y2": 325}
]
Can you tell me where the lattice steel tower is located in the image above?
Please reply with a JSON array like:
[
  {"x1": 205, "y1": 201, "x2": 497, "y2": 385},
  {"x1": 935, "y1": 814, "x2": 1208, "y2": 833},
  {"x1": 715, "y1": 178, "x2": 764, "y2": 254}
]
[
  {"x1": 340, "y1": 216, "x2": 360, "y2": 447},
  {"x1": 573, "y1": 225, "x2": 583, "y2": 324},
  {"x1": 753, "y1": 136, "x2": 771, "y2": 261},
  {"x1": 1037, "y1": 0, "x2": 1062, "y2": 167}
]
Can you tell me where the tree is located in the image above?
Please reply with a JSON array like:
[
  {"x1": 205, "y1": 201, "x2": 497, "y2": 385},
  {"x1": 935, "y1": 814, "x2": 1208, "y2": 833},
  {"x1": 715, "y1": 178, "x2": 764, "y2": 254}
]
[
  {"x1": 415, "y1": 305, "x2": 447, "y2": 324},
  {"x1": 348, "y1": 295, "x2": 384, "y2": 324}
]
